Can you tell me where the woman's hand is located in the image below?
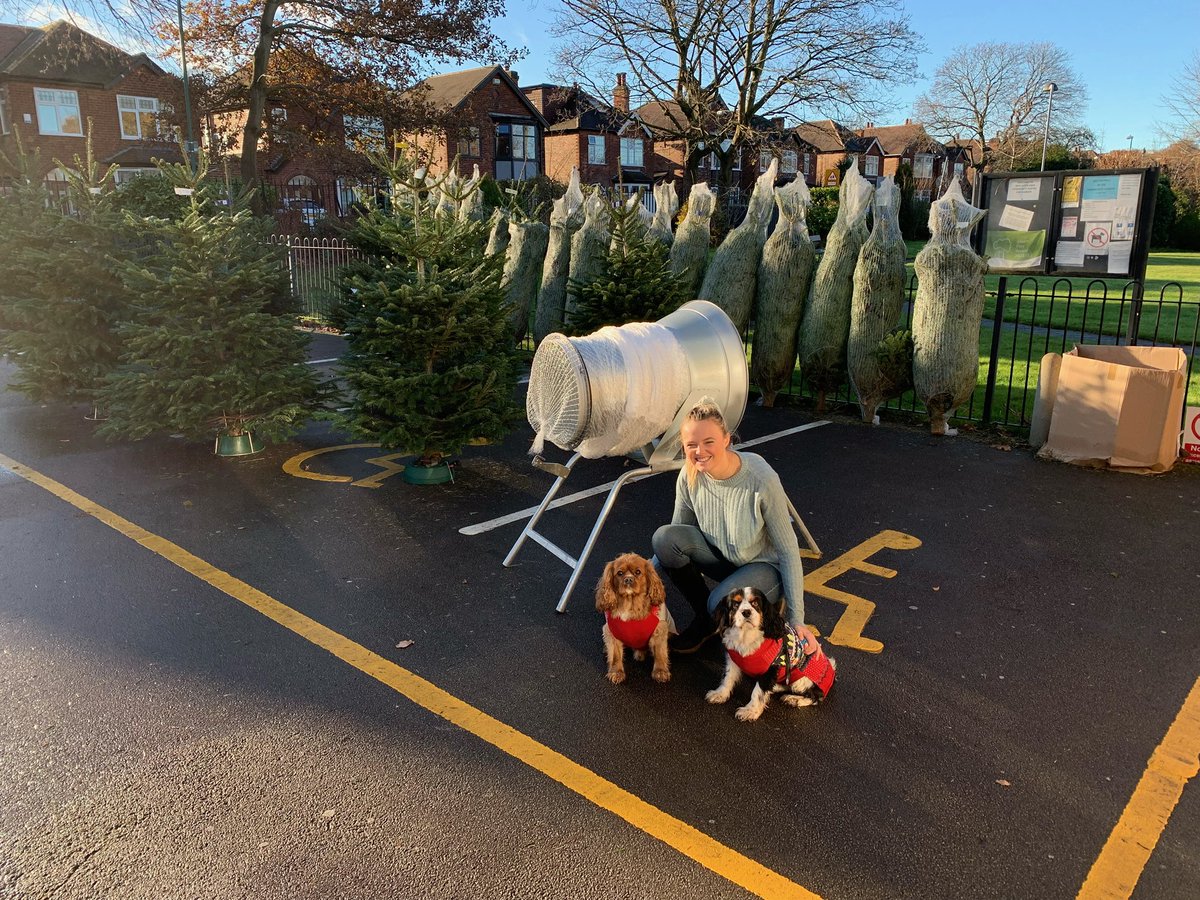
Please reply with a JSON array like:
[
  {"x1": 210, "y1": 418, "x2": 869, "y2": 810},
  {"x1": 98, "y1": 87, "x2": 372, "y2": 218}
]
[{"x1": 795, "y1": 624, "x2": 820, "y2": 653}]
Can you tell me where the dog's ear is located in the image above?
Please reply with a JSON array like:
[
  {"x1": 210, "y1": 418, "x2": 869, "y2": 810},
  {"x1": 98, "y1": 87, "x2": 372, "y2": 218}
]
[
  {"x1": 762, "y1": 594, "x2": 788, "y2": 640},
  {"x1": 712, "y1": 596, "x2": 730, "y2": 631},
  {"x1": 595, "y1": 561, "x2": 618, "y2": 612},
  {"x1": 646, "y1": 563, "x2": 666, "y2": 607}
]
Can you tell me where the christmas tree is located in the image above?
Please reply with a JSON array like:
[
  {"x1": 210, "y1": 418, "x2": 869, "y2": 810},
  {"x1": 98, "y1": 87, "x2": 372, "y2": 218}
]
[
  {"x1": 568, "y1": 192, "x2": 690, "y2": 335},
  {"x1": 0, "y1": 131, "x2": 128, "y2": 409},
  {"x1": 98, "y1": 148, "x2": 324, "y2": 445},
  {"x1": 336, "y1": 156, "x2": 521, "y2": 468}
]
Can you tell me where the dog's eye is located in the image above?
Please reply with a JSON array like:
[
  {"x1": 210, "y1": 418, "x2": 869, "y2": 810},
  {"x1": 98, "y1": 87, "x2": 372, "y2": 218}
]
[{"x1": 634, "y1": 568, "x2": 641, "y2": 576}]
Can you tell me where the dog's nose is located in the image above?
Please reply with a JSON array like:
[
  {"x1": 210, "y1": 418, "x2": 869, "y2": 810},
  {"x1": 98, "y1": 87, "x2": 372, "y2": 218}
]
[{"x1": 740, "y1": 608, "x2": 752, "y2": 618}]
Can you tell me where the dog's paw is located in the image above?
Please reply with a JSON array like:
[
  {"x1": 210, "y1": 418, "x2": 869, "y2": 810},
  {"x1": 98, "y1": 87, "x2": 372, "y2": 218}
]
[
  {"x1": 705, "y1": 688, "x2": 730, "y2": 704},
  {"x1": 652, "y1": 666, "x2": 671, "y2": 683},
  {"x1": 606, "y1": 669, "x2": 626, "y2": 684},
  {"x1": 780, "y1": 693, "x2": 817, "y2": 708},
  {"x1": 734, "y1": 703, "x2": 763, "y2": 722}
]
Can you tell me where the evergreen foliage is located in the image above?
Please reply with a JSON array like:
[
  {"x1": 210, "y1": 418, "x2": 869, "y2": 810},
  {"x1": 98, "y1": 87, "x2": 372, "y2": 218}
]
[
  {"x1": 98, "y1": 149, "x2": 323, "y2": 443},
  {"x1": 0, "y1": 133, "x2": 129, "y2": 406},
  {"x1": 337, "y1": 159, "x2": 521, "y2": 466},
  {"x1": 567, "y1": 195, "x2": 690, "y2": 335}
]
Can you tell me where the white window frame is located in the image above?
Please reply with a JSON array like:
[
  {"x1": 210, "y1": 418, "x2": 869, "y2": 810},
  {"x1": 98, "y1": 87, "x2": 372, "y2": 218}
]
[
  {"x1": 456, "y1": 126, "x2": 481, "y2": 158},
  {"x1": 914, "y1": 153, "x2": 934, "y2": 179},
  {"x1": 113, "y1": 167, "x2": 160, "y2": 186},
  {"x1": 587, "y1": 134, "x2": 605, "y2": 165},
  {"x1": 619, "y1": 137, "x2": 643, "y2": 168},
  {"x1": 35, "y1": 87, "x2": 82, "y2": 136},
  {"x1": 0, "y1": 88, "x2": 9, "y2": 135},
  {"x1": 117, "y1": 94, "x2": 162, "y2": 140},
  {"x1": 344, "y1": 115, "x2": 385, "y2": 153},
  {"x1": 954, "y1": 162, "x2": 965, "y2": 178},
  {"x1": 731, "y1": 147, "x2": 741, "y2": 171},
  {"x1": 864, "y1": 155, "x2": 879, "y2": 176},
  {"x1": 781, "y1": 150, "x2": 798, "y2": 175},
  {"x1": 759, "y1": 150, "x2": 772, "y2": 173}
]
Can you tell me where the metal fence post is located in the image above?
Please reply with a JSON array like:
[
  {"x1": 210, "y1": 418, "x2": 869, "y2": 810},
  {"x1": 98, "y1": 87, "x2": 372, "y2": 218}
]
[
  {"x1": 981, "y1": 276, "x2": 1008, "y2": 426},
  {"x1": 285, "y1": 235, "x2": 296, "y2": 300},
  {"x1": 1124, "y1": 279, "x2": 1144, "y2": 346}
]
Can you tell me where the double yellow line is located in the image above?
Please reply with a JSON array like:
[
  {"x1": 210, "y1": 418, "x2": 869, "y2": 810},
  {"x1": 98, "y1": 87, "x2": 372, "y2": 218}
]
[{"x1": 0, "y1": 451, "x2": 818, "y2": 900}]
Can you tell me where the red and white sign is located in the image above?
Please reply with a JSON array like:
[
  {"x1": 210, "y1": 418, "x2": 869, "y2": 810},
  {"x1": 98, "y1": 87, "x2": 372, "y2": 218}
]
[{"x1": 1184, "y1": 406, "x2": 1200, "y2": 464}]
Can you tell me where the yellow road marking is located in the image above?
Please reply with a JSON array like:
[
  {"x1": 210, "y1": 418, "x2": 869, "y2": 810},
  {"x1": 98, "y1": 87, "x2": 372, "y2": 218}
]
[
  {"x1": 1077, "y1": 676, "x2": 1200, "y2": 900},
  {"x1": 0, "y1": 451, "x2": 820, "y2": 900},
  {"x1": 804, "y1": 530, "x2": 921, "y2": 654},
  {"x1": 281, "y1": 443, "x2": 408, "y2": 489}
]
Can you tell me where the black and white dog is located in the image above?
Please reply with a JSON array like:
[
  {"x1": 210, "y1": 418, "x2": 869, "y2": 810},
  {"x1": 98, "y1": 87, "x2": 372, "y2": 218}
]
[{"x1": 706, "y1": 586, "x2": 836, "y2": 723}]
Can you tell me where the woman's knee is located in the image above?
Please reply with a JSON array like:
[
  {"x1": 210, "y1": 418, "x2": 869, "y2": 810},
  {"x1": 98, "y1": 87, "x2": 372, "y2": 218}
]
[{"x1": 651, "y1": 524, "x2": 696, "y2": 568}]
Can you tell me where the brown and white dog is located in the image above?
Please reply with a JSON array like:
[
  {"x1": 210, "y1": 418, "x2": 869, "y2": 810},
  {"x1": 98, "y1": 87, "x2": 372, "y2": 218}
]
[
  {"x1": 707, "y1": 586, "x2": 836, "y2": 722},
  {"x1": 594, "y1": 553, "x2": 672, "y2": 684}
]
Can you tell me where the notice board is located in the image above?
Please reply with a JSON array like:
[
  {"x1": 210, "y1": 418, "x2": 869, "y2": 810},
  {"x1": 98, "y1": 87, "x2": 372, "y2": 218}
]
[{"x1": 974, "y1": 168, "x2": 1158, "y2": 280}]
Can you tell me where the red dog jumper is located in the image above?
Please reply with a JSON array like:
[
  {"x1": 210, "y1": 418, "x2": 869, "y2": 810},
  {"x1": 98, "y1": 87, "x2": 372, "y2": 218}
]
[
  {"x1": 605, "y1": 608, "x2": 662, "y2": 651},
  {"x1": 727, "y1": 627, "x2": 835, "y2": 696}
]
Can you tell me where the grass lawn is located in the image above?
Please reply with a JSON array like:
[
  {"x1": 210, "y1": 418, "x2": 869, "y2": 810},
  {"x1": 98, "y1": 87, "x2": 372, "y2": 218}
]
[{"x1": 904, "y1": 242, "x2": 1200, "y2": 346}]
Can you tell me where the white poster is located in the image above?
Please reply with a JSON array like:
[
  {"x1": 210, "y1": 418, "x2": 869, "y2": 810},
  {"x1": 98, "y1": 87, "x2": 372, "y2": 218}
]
[
  {"x1": 1113, "y1": 206, "x2": 1136, "y2": 241},
  {"x1": 1061, "y1": 215, "x2": 1079, "y2": 238},
  {"x1": 1084, "y1": 222, "x2": 1112, "y2": 256},
  {"x1": 1081, "y1": 199, "x2": 1115, "y2": 221},
  {"x1": 1056, "y1": 241, "x2": 1085, "y2": 266},
  {"x1": 1007, "y1": 178, "x2": 1043, "y2": 201},
  {"x1": 998, "y1": 204, "x2": 1036, "y2": 231},
  {"x1": 1116, "y1": 173, "x2": 1141, "y2": 204},
  {"x1": 1107, "y1": 241, "x2": 1133, "y2": 275}
]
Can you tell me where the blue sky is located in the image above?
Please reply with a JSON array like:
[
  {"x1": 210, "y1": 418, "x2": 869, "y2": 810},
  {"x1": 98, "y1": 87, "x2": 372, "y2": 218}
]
[
  {"x1": 487, "y1": 0, "x2": 1197, "y2": 151},
  {"x1": 19, "y1": 0, "x2": 1197, "y2": 150}
]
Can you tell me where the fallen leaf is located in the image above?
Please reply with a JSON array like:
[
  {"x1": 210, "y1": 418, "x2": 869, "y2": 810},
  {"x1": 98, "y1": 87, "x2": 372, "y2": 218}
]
[
  {"x1": 932, "y1": 586, "x2": 940, "y2": 592},
  {"x1": 996, "y1": 779, "x2": 1011, "y2": 787},
  {"x1": 322, "y1": 809, "x2": 336, "y2": 818},
  {"x1": 395, "y1": 640, "x2": 415, "y2": 649},
  {"x1": 183, "y1": 500, "x2": 193, "y2": 508}
]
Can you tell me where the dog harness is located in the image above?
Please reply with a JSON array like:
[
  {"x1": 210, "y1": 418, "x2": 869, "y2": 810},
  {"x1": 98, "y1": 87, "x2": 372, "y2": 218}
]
[
  {"x1": 727, "y1": 627, "x2": 835, "y2": 696},
  {"x1": 605, "y1": 607, "x2": 662, "y2": 651}
]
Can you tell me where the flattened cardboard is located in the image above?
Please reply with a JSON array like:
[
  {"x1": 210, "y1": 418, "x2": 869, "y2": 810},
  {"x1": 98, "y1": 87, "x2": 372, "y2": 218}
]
[{"x1": 1037, "y1": 345, "x2": 1187, "y2": 473}]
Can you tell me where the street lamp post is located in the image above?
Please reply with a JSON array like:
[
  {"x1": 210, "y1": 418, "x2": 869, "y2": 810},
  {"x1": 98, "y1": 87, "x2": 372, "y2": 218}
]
[
  {"x1": 176, "y1": 0, "x2": 196, "y2": 158},
  {"x1": 1039, "y1": 82, "x2": 1058, "y2": 171},
  {"x1": 1127, "y1": 134, "x2": 1134, "y2": 151}
]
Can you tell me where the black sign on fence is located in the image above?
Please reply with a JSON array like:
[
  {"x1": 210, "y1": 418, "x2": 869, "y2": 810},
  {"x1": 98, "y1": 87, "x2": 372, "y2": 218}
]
[{"x1": 974, "y1": 167, "x2": 1158, "y2": 282}]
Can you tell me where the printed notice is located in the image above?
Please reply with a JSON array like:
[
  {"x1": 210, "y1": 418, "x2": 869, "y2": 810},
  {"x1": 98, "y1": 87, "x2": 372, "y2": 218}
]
[
  {"x1": 1007, "y1": 178, "x2": 1043, "y2": 202},
  {"x1": 1084, "y1": 222, "x2": 1112, "y2": 256},
  {"x1": 1107, "y1": 241, "x2": 1133, "y2": 275},
  {"x1": 998, "y1": 204, "x2": 1035, "y2": 231},
  {"x1": 1055, "y1": 241, "x2": 1085, "y2": 266},
  {"x1": 1082, "y1": 175, "x2": 1120, "y2": 200},
  {"x1": 1061, "y1": 215, "x2": 1079, "y2": 238},
  {"x1": 1116, "y1": 173, "x2": 1141, "y2": 204},
  {"x1": 985, "y1": 230, "x2": 1046, "y2": 269},
  {"x1": 1062, "y1": 176, "x2": 1082, "y2": 206},
  {"x1": 1081, "y1": 199, "x2": 1116, "y2": 220},
  {"x1": 1113, "y1": 205, "x2": 1136, "y2": 241}
]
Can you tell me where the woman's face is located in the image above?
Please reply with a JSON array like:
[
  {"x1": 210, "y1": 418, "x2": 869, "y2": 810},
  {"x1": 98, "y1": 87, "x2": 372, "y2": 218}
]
[{"x1": 681, "y1": 418, "x2": 731, "y2": 476}]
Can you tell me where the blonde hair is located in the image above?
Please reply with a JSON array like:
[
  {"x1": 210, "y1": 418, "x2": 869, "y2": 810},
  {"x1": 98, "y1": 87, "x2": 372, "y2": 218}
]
[{"x1": 682, "y1": 399, "x2": 730, "y2": 487}]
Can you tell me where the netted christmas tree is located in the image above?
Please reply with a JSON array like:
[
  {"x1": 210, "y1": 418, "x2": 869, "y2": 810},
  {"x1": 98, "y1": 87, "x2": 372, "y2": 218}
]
[
  {"x1": 98, "y1": 149, "x2": 323, "y2": 446},
  {"x1": 533, "y1": 168, "x2": 584, "y2": 343},
  {"x1": 0, "y1": 131, "x2": 129, "y2": 410},
  {"x1": 669, "y1": 182, "x2": 716, "y2": 295},
  {"x1": 336, "y1": 156, "x2": 521, "y2": 467},
  {"x1": 567, "y1": 193, "x2": 690, "y2": 335}
]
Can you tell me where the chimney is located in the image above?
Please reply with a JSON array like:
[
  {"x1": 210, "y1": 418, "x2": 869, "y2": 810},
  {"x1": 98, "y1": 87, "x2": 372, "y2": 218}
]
[
  {"x1": 905, "y1": 117, "x2": 911, "y2": 126},
  {"x1": 866, "y1": 121, "x2": 874, "y2": 129},
  {"x1": 507, "y1": 69, "x2": 519, "y2": 85},
  {"x1": 613, "y1": 73, "x2": 630, "y2": 114}
]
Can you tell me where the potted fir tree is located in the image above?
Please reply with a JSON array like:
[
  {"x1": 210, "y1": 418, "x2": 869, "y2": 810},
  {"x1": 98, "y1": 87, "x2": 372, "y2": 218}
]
[{"x1": 336, "y1": 155, "x2": 521, "y2": 484}]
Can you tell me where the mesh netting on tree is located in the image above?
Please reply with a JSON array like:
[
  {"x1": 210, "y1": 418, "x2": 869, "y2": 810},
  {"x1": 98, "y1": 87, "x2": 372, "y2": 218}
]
[
  {"x1": 647, "y1": 181, "x2": 678, "y2": 245},
  {"x1": 670, "y1": 182, "x2": 715, "y2": 296},
  {"x1": 533, "y1": 168, "x2": 585, "y2": 344},
  {"x1": 564, "y1": 192, "x2": 611, "y2": 325}
]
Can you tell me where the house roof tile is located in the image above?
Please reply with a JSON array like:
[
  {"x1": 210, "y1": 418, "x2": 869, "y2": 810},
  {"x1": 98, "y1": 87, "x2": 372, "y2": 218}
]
[
  {"x1": 858, "y1": 122, "x2": 944, "y2": 156},
  {"x1": 0, "y1": 19, "x2": 164, "y2": 86}
]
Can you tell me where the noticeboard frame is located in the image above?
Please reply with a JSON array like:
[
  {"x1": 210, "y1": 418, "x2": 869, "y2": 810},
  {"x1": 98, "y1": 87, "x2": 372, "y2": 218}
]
[{"x1": 973, "y1": 167, "x2": 1158, "y2": 281}]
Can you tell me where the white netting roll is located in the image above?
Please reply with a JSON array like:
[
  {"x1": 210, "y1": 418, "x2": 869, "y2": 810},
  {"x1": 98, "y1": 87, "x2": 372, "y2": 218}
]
[{"x1": 527, "y1": 321, "x2": 691, "y2": 459}]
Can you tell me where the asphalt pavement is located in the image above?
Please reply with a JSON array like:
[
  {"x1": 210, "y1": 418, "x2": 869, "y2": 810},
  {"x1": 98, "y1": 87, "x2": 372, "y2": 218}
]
[{"x1": 1, "y1": 334, "x2": 1197, "y2": 900}]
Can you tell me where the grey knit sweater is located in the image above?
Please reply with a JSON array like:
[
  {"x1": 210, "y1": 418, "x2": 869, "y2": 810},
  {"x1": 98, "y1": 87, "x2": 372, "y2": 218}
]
[{"x1": 671, "y1": 452, "x2": 806, "y2": 624}]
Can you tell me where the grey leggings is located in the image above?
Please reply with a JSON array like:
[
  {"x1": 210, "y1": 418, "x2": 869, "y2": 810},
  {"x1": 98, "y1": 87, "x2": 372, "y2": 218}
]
[{"x1": 652, "y1": 523, "x2": 797, "y2": 626}]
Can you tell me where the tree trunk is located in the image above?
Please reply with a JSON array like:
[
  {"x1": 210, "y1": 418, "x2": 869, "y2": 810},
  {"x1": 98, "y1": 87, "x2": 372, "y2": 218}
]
[{"x1": 240, "y1": 0, "x2": 282, "y2": 213}]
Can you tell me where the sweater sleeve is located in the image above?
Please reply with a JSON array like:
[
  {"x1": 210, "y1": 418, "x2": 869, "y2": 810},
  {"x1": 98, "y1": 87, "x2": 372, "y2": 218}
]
[
  {"x1": 671, "y1": 467, "x2": 699, "y2": 528},
  {"x1": 759, "y1": 468, "x2": 806, "y2": 626}
]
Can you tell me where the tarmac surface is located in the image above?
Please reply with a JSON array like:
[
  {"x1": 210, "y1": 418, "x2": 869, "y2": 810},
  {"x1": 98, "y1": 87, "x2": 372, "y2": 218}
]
[{"x1": 1, "y1": 331, "x2": 1198, "y2": 900}]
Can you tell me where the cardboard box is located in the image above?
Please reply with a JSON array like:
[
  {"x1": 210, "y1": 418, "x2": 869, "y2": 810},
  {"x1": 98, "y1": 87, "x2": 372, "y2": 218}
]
[
  {"x1": 1184, "y1": 407, "x2": 1200, "y2": 464},
  {"x1": 1030, "y1": 345, "x2": 1188, "y2": 473}
]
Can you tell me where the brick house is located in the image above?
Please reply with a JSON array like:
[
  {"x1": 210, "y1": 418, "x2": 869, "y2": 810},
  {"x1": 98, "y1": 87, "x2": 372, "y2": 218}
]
[
  {"x1": 404, "y1": 65, "x2": 547, "y2": 182},
  {"x1": 793, "y1": 120, "x2": 885, "y2": 188},
  {"x1": 524, "y1": 75, "x2": 654, "y2": 201},
  {"x1": 858, "y1": 120, "x2": 969, "y2": 200},
  {"x1": 0, "y1": 19, "x2": 188, "y2": 184}
]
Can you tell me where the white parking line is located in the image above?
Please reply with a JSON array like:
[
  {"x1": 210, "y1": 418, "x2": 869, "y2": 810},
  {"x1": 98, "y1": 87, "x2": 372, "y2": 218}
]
[
  {"x1": 306, "y1": 358, "x2": 340, "y2": 365},
  {"x1": 459, "y1": 420, "x2": 829, "y2": 536}
]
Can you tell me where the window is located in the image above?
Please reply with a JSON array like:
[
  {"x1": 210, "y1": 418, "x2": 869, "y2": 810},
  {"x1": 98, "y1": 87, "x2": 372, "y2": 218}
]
[
  {"x1": 803, "y1": 152, "x2": 812, "y2": 175},
  {"x1": 620, "y1": 137, "x2": 644, "y2": 168},
  {"x1": 781, "y1": 150, "x2": 798, "y2": 175},
  {"x1": 496, "y1": 122, "x2": 538, "y2": 180},
  {"x1": 914, "y1": 153, "x2": 934, "y2": 179},
  {"x1": 587, "y1": 134, "x2": 605, "y2": 165},
  {"x1": 954, "y1": 162, "x2": 965, "y2": 178},
  {"x1": 35, "y1": 88, "x2": 82, "y2": 136},
  {"x1": 732, "y1": 149, "x2": 741, "y2": 171},
  {"x1": 0, "y1": 88, "x2": 9, "y2": 135},
  {"x1": 915, "y1": 188, "x2": 932, "y2": 201},
  {"x1": 759, "y1": 150, "x2": 773, "y2": 173},
  {"x1": 344, "y1": 115, "x2": 385, "y2": 153},
  {"x1": 706, "y1": 152, "x2": 718, "y2": 170},
  {"x1": 864, "y1": 155, "x2": 879, "y2": 176},
  {"x1": 117, "y1": 95, "x2": 163, "y2": 140},
  {"x1": 113, "y1": 167, "x2": 159, "y2": 186},
  {"x1": 456, "y1": 127, "x2": 481, "y2": 158}
]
